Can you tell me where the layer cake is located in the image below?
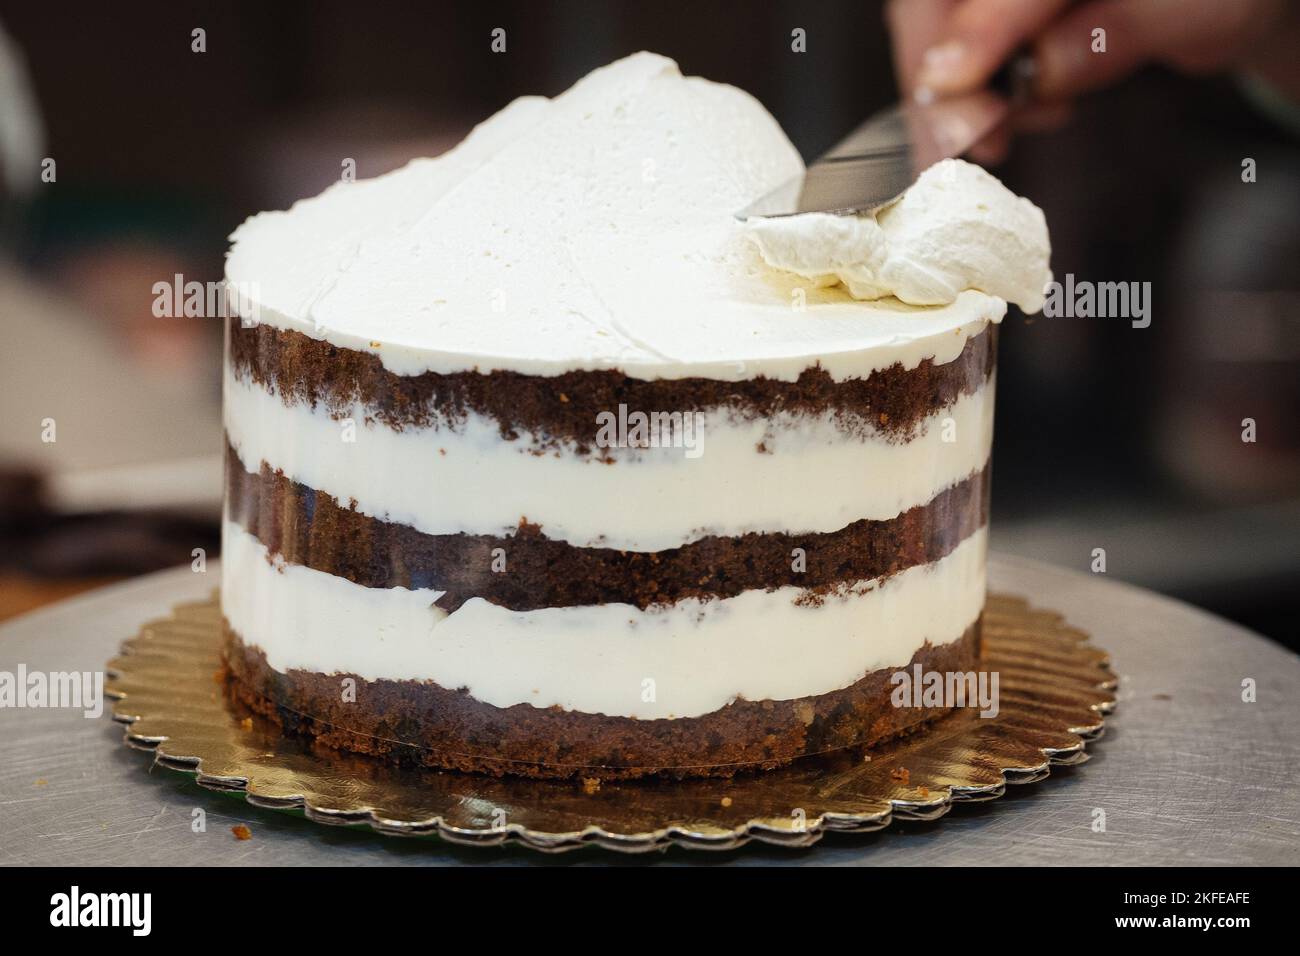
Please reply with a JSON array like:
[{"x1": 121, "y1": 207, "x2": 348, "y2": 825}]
[{"x1": 220, "y1": 53, "x2": 1051, "y2": 779}]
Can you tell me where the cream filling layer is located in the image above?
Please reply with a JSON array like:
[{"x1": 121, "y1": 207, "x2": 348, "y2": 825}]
[
  {"x1": 223, "y1": 367, "x2": 995, "y2": 552},
  {"x1": 221, "y1": 520, "x2": 987, "y2": 720}
]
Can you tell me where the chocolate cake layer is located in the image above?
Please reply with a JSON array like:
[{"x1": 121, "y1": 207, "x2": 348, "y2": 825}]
[
  {"x1": 223, "y1": 619, "x2": 981, "y2": 781},
  {"x1": 229, "y1": 318, "x2": 995, "y2": 446},
  {"x1": 225, "y1": 437, "x2": 990, "y2": 612}
]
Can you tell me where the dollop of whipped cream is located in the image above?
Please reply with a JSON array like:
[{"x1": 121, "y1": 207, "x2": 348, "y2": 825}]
[{"x1": 745, "y1": 158, "x2": 1052, "y2": 313}]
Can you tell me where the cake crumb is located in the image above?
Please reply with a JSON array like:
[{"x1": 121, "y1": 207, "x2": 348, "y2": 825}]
[
  {"x1": 917, "y1": 785, "x2": 931, "y2": 798},
  {"x1": 581, "y1": 777, "x2": 601, "y2": 795},
  {"x1": 792, "y1": 700, "x2": 815, "y2": 727},
  {"x1": 239, "y1": 716, "x2": 254, "y2": 731},
  {"x1": 34, "y1": 778, "x2": 48, "y2": 787},
  {"x1": 720, "y1": 796, "x2": 733, "y2": 808},
  {"x1": 231, "y1": 824, "x2": 253, "y2": 841},
  {"x1": 890, "y1": 767, "x2": 910, "y2": 785},
  {"x1": 559, "y1": 392, "x2": 570, "y2": 403}
]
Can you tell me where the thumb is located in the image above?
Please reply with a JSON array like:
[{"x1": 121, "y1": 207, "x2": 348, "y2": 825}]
[{"x1": 916, "y1": 0, "x2": 1070, "y2": 94}]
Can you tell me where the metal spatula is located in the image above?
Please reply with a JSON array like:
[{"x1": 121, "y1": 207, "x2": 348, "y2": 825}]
[{"x1": 739, "y1": 57, "x2": 1035, "y2": 220}]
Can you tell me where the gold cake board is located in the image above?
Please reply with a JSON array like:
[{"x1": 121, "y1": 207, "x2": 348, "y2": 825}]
[{"x1": 105, "y1": 593, "x2": 1116, "y2": 853}]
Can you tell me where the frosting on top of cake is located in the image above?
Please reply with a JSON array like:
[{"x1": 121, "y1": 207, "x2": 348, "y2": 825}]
[{"x1": 226, "y1": 52, "x2": 1036, "y2": 381}]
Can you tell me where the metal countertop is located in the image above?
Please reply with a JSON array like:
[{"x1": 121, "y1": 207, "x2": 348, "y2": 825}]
[{"x1": 2, "y1": 556, "x2": 1297, "y2": 866}]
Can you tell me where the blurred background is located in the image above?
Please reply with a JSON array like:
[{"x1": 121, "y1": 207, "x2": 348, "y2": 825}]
[{"x1": 0, "y1": 1, "x2": 1296, "y2": 644}]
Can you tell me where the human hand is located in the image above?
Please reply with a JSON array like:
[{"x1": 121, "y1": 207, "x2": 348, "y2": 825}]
[{"x1": 887, "y1": 0, "x2": 1300, "y2": 161}]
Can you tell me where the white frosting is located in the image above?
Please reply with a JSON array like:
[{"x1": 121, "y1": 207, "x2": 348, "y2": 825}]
[
  {"x1": 222, "y1": 519, "x2": 987, "y2": 720},
  {"x1": 225, "y1": 365, "x2": 994, "y2": 551},
  {"x1": 225, "y1": 52, "x2": 1006, "y2": 382},
  {"x1": 746, "y1": 159, "x2": 1052, "y2": 313}
]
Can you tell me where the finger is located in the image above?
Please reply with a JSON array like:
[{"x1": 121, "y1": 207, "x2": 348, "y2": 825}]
[
  {"x1": 908, "y1": 88, "x2": 1008, "y2": 168},
  {"x1": 937, "y1": 88, "x2": 1009, "y2": 150},
  {"x1": 886, "y1": 0, "x2": 959, "y2": 95},
  {"x1": 1012, "y1": 99, "x2": 1073, "y2": 132},
  {"x1": 1030, "y1": 0, "x2": 1278, "y2": 101},
  {"x1": 966, "y1": 124, "x2": 1011, "y2": 166},
  {"x1": 917, "y1": 0, "x2": 1071, "y2": 95},
  {"x1": 1032, "y1": 1, "x2": 1161, "y2": 99},
  {"x1": 1140, "y1": 0, "x2": 1284, "y2": 72}
]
